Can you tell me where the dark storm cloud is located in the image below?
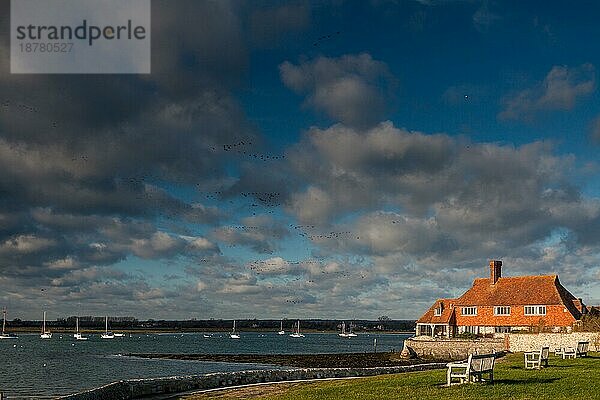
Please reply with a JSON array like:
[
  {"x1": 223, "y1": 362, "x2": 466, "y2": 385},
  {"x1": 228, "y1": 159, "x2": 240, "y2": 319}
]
[
  {"x1": 0, "y1": 0, "x2": 255, "y2": 194},
  {"x1": 0, "y1": 1, "x2": 253, "y2": 312}
]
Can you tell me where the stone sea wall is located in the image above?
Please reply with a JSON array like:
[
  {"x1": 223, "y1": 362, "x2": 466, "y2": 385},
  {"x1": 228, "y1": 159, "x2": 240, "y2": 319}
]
[
  {"x1": 506, "y1": 332, "x2": 600, "y2": 352},
  {"x1": 403, "y1": 337, "x2": 506, "y2": 359},
  {"x1": 57, "y1": 363, "x2": 447, "y2": 400},
  {"x1": 403, "y1": 332, "x2": 600, "y2": 359}
]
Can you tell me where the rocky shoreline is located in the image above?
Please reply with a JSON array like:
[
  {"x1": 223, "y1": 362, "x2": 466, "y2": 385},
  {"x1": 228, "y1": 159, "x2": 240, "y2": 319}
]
[{"x1": 124, "y1": 352, "x2": 434, "y2": 368}]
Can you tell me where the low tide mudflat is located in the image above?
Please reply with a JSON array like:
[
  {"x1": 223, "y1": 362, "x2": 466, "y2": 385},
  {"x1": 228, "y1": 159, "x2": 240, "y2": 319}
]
[{"x1": 125, "y1": 351, "x2": 421, "y2": 368}]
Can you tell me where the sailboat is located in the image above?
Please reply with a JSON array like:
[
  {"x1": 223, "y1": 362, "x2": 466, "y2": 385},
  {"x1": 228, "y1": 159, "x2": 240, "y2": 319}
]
[
  {"x1": 40, "y1": 311, "x2": 52, "y2": 339},
  {"x1": 0, "y1": 308, "x2": 17, "y2": 339},
  {"x1": 100, "y1": 316, "x2": 115, "y2": 339},
  {"x1": 74, "y1": 317, "x2": 88, "y2": 341},
  {"x1": 277, "y1": 320, "x2": 285, "y2": 335},
  {"x1": 289, "y1": 320, "x2": 304, "y2": 338},
  {"x1": 347, "y1": 322, "x2": 358, "y2": 337},
  {"x1": 338, "y1": 321, "x2": 350, "y2": 338},
  {"x1": 229, "y1": 320, "x2": 240, "y2": 339}
]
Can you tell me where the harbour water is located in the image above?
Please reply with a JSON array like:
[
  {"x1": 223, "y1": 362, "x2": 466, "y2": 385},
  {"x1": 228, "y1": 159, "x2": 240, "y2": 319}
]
[{"x1": 0, "y1": 332, "x2": 410, "y2": 399}]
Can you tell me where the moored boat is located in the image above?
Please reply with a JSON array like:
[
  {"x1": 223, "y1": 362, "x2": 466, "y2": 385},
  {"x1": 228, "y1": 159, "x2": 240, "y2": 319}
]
[
  {"x1": 100, "y1": 316, "x2": 115, "y2": 339},
  {"x1": 0, "y1": 308, "x2": 18, "y2": 339},
  {"x1": 229, "y1": 320, "x2": 240, "y2": 339},
  {"x1": 289, "y1": 320, "x2": 304, "y2": 338},
  {"x1": 74, "y1": 317, "x2": 88, "y2": 340},
  {"x1": 40, "y1": 311, "x2": 52, "y2": 339}
]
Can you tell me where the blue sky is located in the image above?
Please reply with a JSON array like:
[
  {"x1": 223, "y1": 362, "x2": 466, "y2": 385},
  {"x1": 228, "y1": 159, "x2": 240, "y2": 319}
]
[{"x1": 1, "y1": 0, "x2": 600, "y2": 320}]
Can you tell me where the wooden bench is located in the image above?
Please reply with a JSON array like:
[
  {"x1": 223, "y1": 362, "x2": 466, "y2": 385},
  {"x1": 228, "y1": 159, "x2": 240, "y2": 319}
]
[
  {"x1": 577, "y1": 341, "x2": 589, "y2": 358},
  {"x1": 447, "y1": 353, "x2": 495, "y2": 386},
  {"x1": 524, "y1": 347, "x2": 549, "y2": 369}
]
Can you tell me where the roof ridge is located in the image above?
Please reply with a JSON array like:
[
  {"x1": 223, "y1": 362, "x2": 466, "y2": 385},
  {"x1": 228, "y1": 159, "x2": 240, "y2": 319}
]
[{"x1": 474, "y1": 274, "x2": 557, "y2": 281}]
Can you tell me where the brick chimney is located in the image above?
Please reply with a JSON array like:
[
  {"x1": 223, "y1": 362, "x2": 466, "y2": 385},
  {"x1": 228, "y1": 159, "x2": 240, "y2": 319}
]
[{"x1": 489, "y1": 260, "x2": 502, "y2": 284}]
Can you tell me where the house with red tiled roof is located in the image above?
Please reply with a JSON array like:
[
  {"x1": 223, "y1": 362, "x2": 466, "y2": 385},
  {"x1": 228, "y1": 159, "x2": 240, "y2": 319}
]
[{"x1": 416, "y1": 260, "x2": 587, "y2": 338}]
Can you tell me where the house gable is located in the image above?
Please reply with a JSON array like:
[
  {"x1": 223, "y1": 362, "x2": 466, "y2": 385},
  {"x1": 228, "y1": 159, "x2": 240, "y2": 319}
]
[{"x1": 416, "y1": 299, "x2": 456, "y2": 325}]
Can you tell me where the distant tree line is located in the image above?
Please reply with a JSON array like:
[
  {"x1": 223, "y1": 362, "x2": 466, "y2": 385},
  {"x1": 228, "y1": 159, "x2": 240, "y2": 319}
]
[{"x1": 7, "y1": 317, "x2": 416, "y2": 332}]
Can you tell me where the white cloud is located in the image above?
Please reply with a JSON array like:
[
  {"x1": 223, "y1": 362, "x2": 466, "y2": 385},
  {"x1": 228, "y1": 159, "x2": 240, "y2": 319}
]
[
  {"x1": 280, "y1": 53, "x2": 395, "y2": 128},
  {"x1": 499, "y1": 64, "x2": 595, "y2": 121},
  {"x1": 0, "y1": 235, "x2": 56, "y2": 254}
]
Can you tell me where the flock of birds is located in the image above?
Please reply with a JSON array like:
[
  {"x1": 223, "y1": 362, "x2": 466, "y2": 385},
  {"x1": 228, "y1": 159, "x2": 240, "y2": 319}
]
[{"x1": 3, "y1": 43, "x2": 381, "y2": 304}]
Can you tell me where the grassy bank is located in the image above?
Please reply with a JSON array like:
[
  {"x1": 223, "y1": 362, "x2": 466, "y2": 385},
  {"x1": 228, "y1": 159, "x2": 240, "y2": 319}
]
[{"x1": 182, "y1": 352, "x2": 600, "y2": 400}]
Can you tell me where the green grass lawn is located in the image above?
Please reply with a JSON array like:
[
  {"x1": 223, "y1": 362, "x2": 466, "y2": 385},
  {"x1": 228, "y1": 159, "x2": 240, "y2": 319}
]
[{"x1": 186, "y1": 353, "x2": 600, "y2": 400}]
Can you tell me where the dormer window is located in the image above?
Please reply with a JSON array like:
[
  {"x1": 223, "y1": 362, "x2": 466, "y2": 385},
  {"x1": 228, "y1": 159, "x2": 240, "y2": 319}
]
[{"x1": 434, "y1": 307, "x2": 442, "y2": 316}]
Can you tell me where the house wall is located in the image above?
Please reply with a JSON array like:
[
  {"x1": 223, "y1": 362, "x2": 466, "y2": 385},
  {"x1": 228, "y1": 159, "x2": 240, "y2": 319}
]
[{"x1": 454, "y1": 305, "x2": 576, "y2": 327}]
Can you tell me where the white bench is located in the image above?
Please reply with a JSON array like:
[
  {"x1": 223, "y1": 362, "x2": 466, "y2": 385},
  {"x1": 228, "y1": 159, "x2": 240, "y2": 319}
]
[
  {"x1": 554, "y1": 348, "x2": 563, "y2": 356},
  {"x1": 524, "y1": 347, "x2": 549, "y2": 369},
  {"x1": 447, "y1": 353, "x2": 495, "y2": 386},
  {"x1": 577, "y1": 341, "x2": 589, "y2": 357},
  {"x1": 562, "y1": 347, "x2": 576, "y2": 359}
]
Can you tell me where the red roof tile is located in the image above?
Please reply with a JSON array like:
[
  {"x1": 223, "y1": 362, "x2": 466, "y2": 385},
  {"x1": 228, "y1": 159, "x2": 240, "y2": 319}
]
[
  {"x1": 454, "y1": 275, "x2": 569, "y2": 306},
  {"x1": 416, "y1": 299, "x2": 456, "y2": 324}
]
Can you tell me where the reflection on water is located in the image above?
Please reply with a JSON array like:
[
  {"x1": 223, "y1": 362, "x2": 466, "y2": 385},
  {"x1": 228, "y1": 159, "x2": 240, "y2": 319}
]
[{"x1": 0, "y1": 332, "x2": 409, "y2": 399}]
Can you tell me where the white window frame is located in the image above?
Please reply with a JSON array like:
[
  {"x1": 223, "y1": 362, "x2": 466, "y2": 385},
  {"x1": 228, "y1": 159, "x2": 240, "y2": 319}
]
[
  {"x1": 433, "y1": 307, "x2": 442, "y2": 316},
  {"x1": 461, "y1": 306, "x2": 477, "y2": 316},
  {"x1": 524, "y1": 305, "x2": 547, "y2": 316},
  {"x1": 494, "y1": 306, "x2": 511, "y2": 316}
]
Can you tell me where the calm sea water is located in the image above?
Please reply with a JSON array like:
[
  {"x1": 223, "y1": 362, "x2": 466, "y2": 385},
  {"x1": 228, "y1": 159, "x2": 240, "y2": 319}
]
[{"x1": 0, "y1": 332, "x2": 410, "y2": 399}]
